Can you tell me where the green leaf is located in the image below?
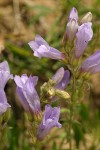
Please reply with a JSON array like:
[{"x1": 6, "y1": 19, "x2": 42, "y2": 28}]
[
  {"x1": 79, "y1": 104, "x2": 89, "y2": 121},
  {"x1": 5, "y1": 42, "x2": 31, "y2": 57},
  {"x1": 72, "y1": 121, "x2": 84, "y2": 148}
]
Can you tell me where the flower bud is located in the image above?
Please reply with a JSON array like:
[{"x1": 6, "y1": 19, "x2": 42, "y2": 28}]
[
  {"x1": 81, "y1": 12, "x2": 92, "y2": 24},
  {"x1": 56, "y1": 89, "x2": 70, "y2": 99},
  {"x1": 65, "y1": 19, "x2": 78, "y2": 41},
  {"x1": 68, "y1": 7, "x2": 78, "y2": 21}
]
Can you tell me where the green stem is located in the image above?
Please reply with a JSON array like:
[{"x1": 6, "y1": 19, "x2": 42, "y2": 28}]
[
  {"x1": 69, "y1": 104, "x2": 72, "y2": 150},
  {"x1": 68, "y1": 49, "x2": 76, "y2": 150},
  {"x1": 69, "y1": 75, "x2": 76, "y2": 150},
  {"x1": 0, "y1": 110, "x2": 10, "y2": 150},
  {"x1": 0, "y1": 125, "x2": 8, "y2": 150},
  {"x1": 64, "y1": 43, "x2": 77, "y2": 150}
]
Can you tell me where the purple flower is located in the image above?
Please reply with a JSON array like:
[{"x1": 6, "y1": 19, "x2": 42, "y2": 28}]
[
  {"x1": 68, "y1": 7, "x2": 78, "y2": 21},
  {"x1": 75, "y1": 22, "x2": 93, "y2": 58},
  {"x1": 0, "y1": 61, "x2": 13, "y2": 89},
  {"x1": 0, "y1": 61, "x2": 12, "y2": 115},
  {"x1": 64, "y1": 7, "x2": 78, "y2": 41},
  {"x1": 52, "y1": 67, "x2": 70, "y2": 90},
  {"x1": 28, "y1": 35, "x2": 65, "y2": 60},
  {"x1": 80, "y1": 49, "x2": 100, "y2": 73},
  {"x1": 0, "y1": 89, "x2": 10, "y2": 115},
  {"x1": 14, "y1": 74, "x2": 40, "y2": 115},
  {"x1": 65, "y1": 19, "x2": 78, "y2": 41},
  {"x1": 37, "y1": 105, "x2": 62, "y2": 141}
]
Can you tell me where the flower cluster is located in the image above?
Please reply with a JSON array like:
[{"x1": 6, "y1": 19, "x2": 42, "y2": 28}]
[
  {"x1": 28, "y1": 7, "x2": 100, "y2": 74},
  {"x1": 14, "y1": 7, "x2": 100, "y2": 141},
  {"x1": 1, "y1": 7, "x2": 100, "y2": 144},
  {"x1": 65, "y1": 7, "x2": 100, "y2": 74},
  {"x1": 14, "y1": 67, "x2": 70, "y2": 140},
  {"x1": 65, "y1": 7, "x2": 93, "y2": 58}
]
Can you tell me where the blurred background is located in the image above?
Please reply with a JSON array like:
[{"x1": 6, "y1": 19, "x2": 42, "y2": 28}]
[{"x1": 0, "y1": 0, "x2": 100, "y2": 149}]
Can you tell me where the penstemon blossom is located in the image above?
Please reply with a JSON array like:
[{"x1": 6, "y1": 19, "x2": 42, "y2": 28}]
[
  {"x1": 14, "y1": 74, "x2": 40, "y2": 115},
  {"x1": 65, "y1": 7, "x2": 78, "y2": 41},
  {"x1": 28, "y1": 35, "x2": 65, "y2": 60},
  {"x1": 37, "y1": 105, "x2": 62, "y2": 141},
  {"x1": 0, "y1": 89, "x2": 11, "y2": 115},
  {"x1": 0, "y1": 61, "x2": 13, "y2": 89},
  {"x1": 75, "y1": 22, "x2": 93, "y2": 58},
  {"x1": 80, "y1": 49, "x2": 100, "y2": 73},
  {"x1": 0, "y1": 61, "x2": 12, "y2": 115}
]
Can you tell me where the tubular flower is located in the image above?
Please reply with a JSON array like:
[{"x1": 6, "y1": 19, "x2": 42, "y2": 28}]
[
  {"x1": 14, "y1": 74, "x2": 40, "y2": 115},
  {"x1": 0, "y1": 89, "x2": 10, "y2": 115},
  {"x1": 37, "y1": 105, "x2": 62, "y2": 141},
  {"x1": 75, "y1": 22, "x2": 93, "y2": 58},
  {"x1": 0, "y1": 61, "x2": 13, "y2": 89},
  {"x1": 28, "y1": 35, "x2": 65, "y2": 60},
  {"x1": 65, "y1": 7, "x2": 78, "y2": 41},
  {"x1": 66, "y1": 19, "x2": 78, "y2": 41},
  {"x1": 80, "y1": 49, "x2": 100, "y2": 73}
]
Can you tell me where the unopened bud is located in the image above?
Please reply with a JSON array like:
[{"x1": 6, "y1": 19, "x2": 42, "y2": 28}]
[
  {"x1": 65, "y1": 19, "x2": 78, "y2": 41},
  {"x1": 56, "y1": 89, "x2": 70, "y2": 99},
  {"x1": 68, "y1": 7, "x2": 78, "y2": 21},
  {"x1": 81, "y1": 12, "x2": 92, "y2": 24}
]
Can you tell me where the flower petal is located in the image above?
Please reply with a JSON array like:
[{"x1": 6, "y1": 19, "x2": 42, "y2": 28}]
[
  {"x1": 0, "y1": 61, "x2": 10, "y2": 72},
  {"x1": 0, "y1": 89, "x2": 10, "y2": 115},
  {"x1": 75, "y1": 23, "x2": 93, "y2": 58},
  {"x1": 52, "y1": 67, "x2": 64, "y2": 84},
  {"x1": 16, "y1": 87, "x2": 30, "y2": 112},
  {"x1": 14, "y1": 74, "x2": 40, "y2": 114},
  {"x1": 81, "y1": 49, "x2": 100, "y2": 73},
  {"x1": 37, "y1": 105, "x2": 61, "y2": 141},
  {"x1": 55, "y1": 70, "x2": 70, "y2": 89}
]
